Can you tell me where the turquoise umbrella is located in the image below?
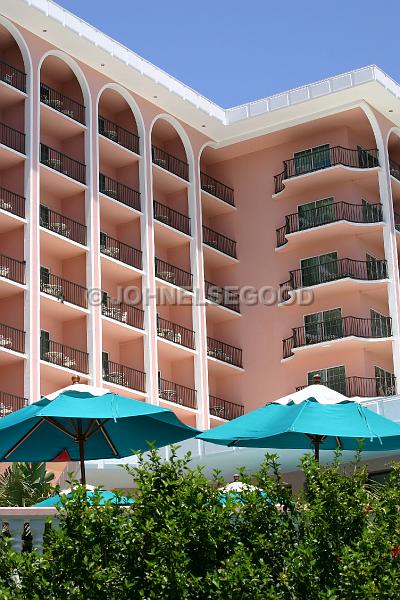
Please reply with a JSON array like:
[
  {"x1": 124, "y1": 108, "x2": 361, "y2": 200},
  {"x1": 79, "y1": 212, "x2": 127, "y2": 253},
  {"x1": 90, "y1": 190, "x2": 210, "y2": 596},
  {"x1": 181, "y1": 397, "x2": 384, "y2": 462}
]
[
  {"x1": 0, "y1": 383, "x2": 199, "y2": 483},
  {"x1": 198, "y1": 384, "x2": 400, "y2": 461},
  {"x1": 35, "y1": 487, "x2": 134, "y2": 507}
]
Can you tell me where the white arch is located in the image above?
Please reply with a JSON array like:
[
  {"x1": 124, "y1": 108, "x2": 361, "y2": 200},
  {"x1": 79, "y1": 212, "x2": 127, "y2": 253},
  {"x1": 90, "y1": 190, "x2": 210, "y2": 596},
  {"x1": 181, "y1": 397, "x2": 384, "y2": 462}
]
[
  {"x1": 149, "y1": 113, "x2": 195, "y2": 182},
  {"x1": 0, "y1": 14, "x2": 33, "y2": 82},
  {"x1": 96, "y1": 83, "x2": 145, "y2": 150}
]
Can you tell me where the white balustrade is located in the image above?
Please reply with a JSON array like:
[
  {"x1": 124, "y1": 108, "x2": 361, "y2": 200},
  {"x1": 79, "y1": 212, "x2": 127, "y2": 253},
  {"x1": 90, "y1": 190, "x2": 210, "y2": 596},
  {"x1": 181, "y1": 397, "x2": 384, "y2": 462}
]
[{"x1": 0, "y1": 507, "x2": 58, "y2": 554}]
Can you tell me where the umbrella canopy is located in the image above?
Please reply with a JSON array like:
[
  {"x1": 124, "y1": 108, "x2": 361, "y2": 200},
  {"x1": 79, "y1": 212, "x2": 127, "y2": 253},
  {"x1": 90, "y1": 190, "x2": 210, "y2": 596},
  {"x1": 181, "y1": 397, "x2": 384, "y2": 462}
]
[
  {"x1": 0, "y1": 383, "x2": 199, "y2": 483},
  {"x1": 35, "y1": 486, "x2": 134, "y2": 507},
  {"x1": 198, "y1": 384, "x2": 400, "y2": 460}
]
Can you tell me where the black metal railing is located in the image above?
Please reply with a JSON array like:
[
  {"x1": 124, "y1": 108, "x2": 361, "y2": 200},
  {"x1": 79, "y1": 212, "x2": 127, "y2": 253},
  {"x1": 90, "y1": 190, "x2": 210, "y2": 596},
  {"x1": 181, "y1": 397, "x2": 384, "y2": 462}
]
[
  {"x1": 296, "y1": 375, "x2": 397, "y2": 398},
  {"x1": 0, "y1": 323, "x2": 25, "y2": 354},
  {"x1": 0, "y1": 254, "x2": 25, "y2": 284},
  {"x1": 40, "y1": 205, "x2": 86, "y2": 245},
  {"x1": 0, "y1": 121, "x2": 25, "y2": 154},
  {"x1": 152, "y1": 145, "x2": 189, "y2": 181},
  {"x1": 209, "y1": 395, "x2": 244, "y2": 420},
  {"x1": 395, "y1": 213, "x2": 400, "y2": 232},
  {"x1": 207, "y1": 337, "x2": 242, "y2": 367},
  {"x1": 204, "y1": 280, "x2": 240, "y2": 313},
  {"x1": 159, "y1": 377, "x2": 196, "y2": 409},
  {"x1": 390, "y1": 160, "x2": 400, "y2": 182},
  {"x1": 101, "y1": 295, "x2": 144, "y2": 329},
  {"x1": 100, "y1": 233, "x2": 142, "y2": 270},
  {"x1": 0, "y1": 391, "x2": 27, "y2": 417},
  {"x1": 98, "y1": 115, "x2": 139, "y2": 154},
  {"x1": 40, "y1": 338, "x2": 88, "y2": 373},
  {"x1": 103, "y1": 360, "x2": 146, "y2": 392},
  {"x1": 280, "y1": 258, "x2": 388, "y2": 302},
  {"x1": 40, "y1": 83, "x2": 85, "y2": 124},
  {"x1": 276, "y1": 201, "x2": 383, "y2": 247},
  {"x1": 0, "y1": 60, "x2": 26, "y2": 93},
  {"x1": 157, "y1": 315, "x2": 195, "y2": 349},
  {"x1": 274, "y1": 146, "x2": 379, "y2": 193},
  {"x1": 99, "y1": 174, "x2": 141, "y2": 211},
  {"x1": 40, "y1": 271, "x2": 87, "y2": 309},
  {"x1": 202, "y1": 225, "x2": 237, "y2": 258},
  {"x1": 283, "y1": 316, "x2": 392, "y2": 358},
  {"x1": 0, "y1": 186, "x2": 25, "y2": 218},
  {"x1": 200, "y1": 172, "x2": 235, "y2": 206},
  {"x1": 40, "y1": 144, "x2": 86, "y2": 184},
  {"x1": 155, "y1": 257, "x2": 193, "y2": 290},
  {"x1": 153, "y1": 200, "x2": 191, "y2": 235}
]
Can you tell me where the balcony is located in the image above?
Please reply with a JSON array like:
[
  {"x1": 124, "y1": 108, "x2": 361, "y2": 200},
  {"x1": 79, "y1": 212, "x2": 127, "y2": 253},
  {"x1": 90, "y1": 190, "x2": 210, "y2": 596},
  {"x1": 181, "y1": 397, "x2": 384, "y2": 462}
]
[
  {"x1": 0, "y1": 391, "x2": 27, "y2": 417},
  {"x1": 40, "y1": 144, "x2": 86, "y2": 184},
  {"x1": 276, "y1": 202, "x2": 383, "y2": 247},
  {"x1": 207, "y1": 337, "x2": 242, "y2": 367},
  {"x1": 0, "y1": 254, "x2": 25, "y2": 285},
  {"x1": 152, "y1": 145, "x2": 189, "y2": 181},
  {"x1": 40, "y1": 83, "x2": 85, "y2": 124},
  {"x1": 0, "y1": 186, "x2": 25, "y2": 218},
  {"x1": 283, "y1": 316, "x2": 392, "y2": 358},
  {"x1": 40, "y1": 205, "x2": 86, "y2": 246},
  {"x1": 40, "y1": 338, "x2": 88, "y2": 373},
  {"x1": 157, "y1": 315, "x2": 195, "y2": 350},
  {"x1": 390, "y1": 160, "x2": 400, "y2": 182},
  {"x1": 205, "y1": 281, "x2": 240, "y2": 313},
  {"x1": 159, "y1": 377, "x2": 196, "y2": 409},
  {"x1": 200, "y1": 172, "x2": 234, "y2": 207},
  {"x1": 274, "y1": 146, "x2": 379, "y2": 194},
  {"x1": 0, "y1": 323, "x2": 25, "y2": 354},
  {"x1": 98, "y1": 115, "x2": 139, "y2": 154},
  {"x1": 102, "y1": 295, "x2": 144, "y2": 329},
  {"x1": 99, "y1": 174, "x2": 140, "y2": 211},
  {"x1": 203, "y1": 226, "x2": 236, "y2": 258},
  {"x1": 103, "y1": 360, "x2": 145, "y2": 392},
  {"x1": 209, "y1": 395, "x2": 244, "y2": 420},
  {"x1": 153, "y1": 200, "x2": 190, "y2": 235},
  {"x1": 296, "y1": 375, "x2": 396, "y2": 398},
  {"x1": 155, "y1": 258, "x2": 192, "y2": 290},
  {"x1": 0, "y1": 60, "x2": 26, "y2": 93},
  {"x1": 100, "y1": 233, "x2": 142, "y2": 270},
  {"x1": 40, "y1": 271, "x2": 87, "y2": 309},
  {"x1": 0, "y1": 121, "x2": 24, "y2": 154}
]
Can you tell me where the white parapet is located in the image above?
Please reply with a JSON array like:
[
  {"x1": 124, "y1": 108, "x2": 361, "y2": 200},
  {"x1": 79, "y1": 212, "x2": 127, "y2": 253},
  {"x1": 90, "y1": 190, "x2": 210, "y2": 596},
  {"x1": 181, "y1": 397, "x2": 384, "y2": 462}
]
[{"x1": 0, "y1": 507, "x2": 58, "y2": 554}]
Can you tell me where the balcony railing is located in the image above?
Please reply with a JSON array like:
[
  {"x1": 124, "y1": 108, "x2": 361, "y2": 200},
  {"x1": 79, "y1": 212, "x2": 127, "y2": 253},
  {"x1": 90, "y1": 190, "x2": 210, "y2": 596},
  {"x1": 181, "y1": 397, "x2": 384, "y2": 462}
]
[
  {"x1": 274, "y1": 146, "x2": 379, "y2": 193},
  {"x1": 155, "y1": 257, "x2": 193, "y2": 290},
  {"x1": 280, "y1": 258, "x2": 388, "y2": 302},
  {"x1": 100, "y1": 233, "x2": 142, "y2": 270},
  {"x1": 99, "y1": 174, "x2": 141, "y2": 211},
  {"x1": 0, "y1": 391, "x2": 27, "y2": 417},
  {"x1": 209, "y1": 395, "x2": 244, "y2": 420},
  {"x1": 296, "y1": 375, "x2": 397, "y2": 398},
  {"x1": 103, "y1": 360, "x2": 146, "y2": 392},
  {"x1": 204, "y1": 280, "x2": 240, "y2": 313},
  {"x1": 203, "y1": 225, "x2": 237, "y2": 258},
  {"x1": 0, "y1": 121, "x2": 24, "y2": 154},
  {"x1": 207, "y1": 337, "x2": 243, "y2": 367},
  {"x1": 159, "y1": 377, "x2": 196, "y2": 409},
  {"x1": 0, "y1": 60, "x2": 26, "y2": 92},
  {"x1": 98, "y1": 115, "x2": 139, "y2": 154},
  {"x1": 157, "y1": 315, "x2": 195, "y2": 349},
  {"x1": 200, "y1": 172, "x2": 235, "y2": 206},
  {"x1": 40, "y1": 144, "x2": 86, "y2": 184},
  {"x1": 0, "y1": 186, "x2": 25, "y2": 218},
  {"x1": 40, "y1": 83, "x2": 85, "y2": 124},
  {"x1": 102, "y1": 295, "x2": 144, "y2": 329},
  {"x1": 276, "y1": 201, "x2": 383, "y2": 247},
  {"x1": 153, "y1": 200, "x2": 191, "y2": 235},
  {"x1": 40, "y1": 339, "x2": 88, "y2": 373},
  {"x1": 283, "y1": 316, "x2": 392, "y2": 358},
  {"x1": 0, "y1": 323, "x2": 25, "y2": 354},
  {"x1": 390, "y1": 160, "x2": 400, "y2": 182},
  {"x1": 40, "y1": 272, "x2": 87, "y2": 309},
  {"x1": 0, "y1": 254, "x2": 25, "y2": 284},
  {"x1": 152, "y1": 145, "x2": 189, "y2": 181},
  {"x1": 40, "y1": 205, "x2": 86, "y2": 245}
]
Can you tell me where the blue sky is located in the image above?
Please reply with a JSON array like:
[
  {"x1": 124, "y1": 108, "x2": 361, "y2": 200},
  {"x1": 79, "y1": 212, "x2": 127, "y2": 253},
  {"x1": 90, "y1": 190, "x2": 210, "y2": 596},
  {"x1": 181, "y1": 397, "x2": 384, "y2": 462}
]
[{"x1": 56, "y1": 0, "x2": 400, "y2": 108}]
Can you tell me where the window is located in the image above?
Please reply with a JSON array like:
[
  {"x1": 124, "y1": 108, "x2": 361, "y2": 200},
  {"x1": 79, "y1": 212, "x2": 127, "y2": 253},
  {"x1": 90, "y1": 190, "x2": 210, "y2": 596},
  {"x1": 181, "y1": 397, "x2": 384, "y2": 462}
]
[
  {"x1": 101, "y1": 291, "x2": 108, "y2": 306},
  {"x1": 304, "y1": 308, "x2": 342, "y2": 345},
  {"x1": 294, "y1": 144, "x2": 331, "y2": 176},
  {"x1": 307, "y1": 366, "x2": 346, "y2": 394},
  {"x1": 374, "y1": 366, "x2": 396, "y2": 396},
  {"x1": 301, "y1": 252, "x2": 338, "y2": 287},
  {"x1": 362, "y1": 199, "x2": 382, "y2": 223},
  {"x1": 100, "y1": 232, "x2": 107, "y2": 250},
  {"x1": 40, "y1": 330, "x2": 50, "y2": 360},
  {"x1": 40, "y1": 144, "x2": 50, "y2": 163},
  {"x1": 370, "y1": 309, "x2": 391, "y2": 338},
  {"x1": 366, "y1": 254, "x2": 387, "y2": 280},
  {"x1": 40, "y1": 205, "x2": 49, "y2": 227},
  {"x1": 102, "y1": 351, "x2": 110, "y2": 378},
  {"x1": 40, "y1": 266, "x2": 50, "y2": 285},
  {"x1": 298, "y1": 197, "x2": 335, "y2": 230},
  {"x1": 357, "y1": 145, "x2": 379, "y2": 169}
]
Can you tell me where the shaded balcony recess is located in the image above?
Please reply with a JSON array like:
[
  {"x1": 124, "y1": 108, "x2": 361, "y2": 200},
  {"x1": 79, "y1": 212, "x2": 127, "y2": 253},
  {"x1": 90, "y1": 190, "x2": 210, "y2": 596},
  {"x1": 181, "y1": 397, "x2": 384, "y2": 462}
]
[
  {"x1": 283, "y1": 316, "x2": 392, "y2": 359},
  {"x1": 40, "y1": 144, "x2": 86, "y2": 184},
  {"x1": 100, "y1": 233, "x2": 142, "y2": 270},
  {"x1": 280, "y1": 258, "x2": 388, "y2": 302},
  {"x1": 207, "y1": 337, "x2": 243, "y2": 367},
  {"x1": 101, "y1": 295, "x2": 144, "y2": 329},
  {"x1": 40, "y1": 83, "x2": 85, "y2": 124},
  {"x1": 155, "y1": 257, "x2": 193, "y2": 290},
  {"x1": 0, "y1": 121, "x2": 25, "y2": 154},
  {"x1": 159, "y1": 377, "x2": 196, "y2": 409},
  {"x1": 40, "y1": 271, "x2": 87, "y2": 309},
  {"x1": 103, "y1": 360, "x2": 146, "y2": 392},
  {"x1": 99, "y1": 174, "x2": 141, "y2": 211},
  {"x1": 274, "y1": 146, "x2": 379, "y2": 194},
  {"x1": 204, "y1": 280, "x2": 240, "y2": 313},
  {"x1": 151, "y1": 145, "x2": 189, "y2": 181},
  {"x1": 0, "y1": 323, "x2": 25, "y2": 354},
  {"x1": 0, "y1": 186, "x2": 25, "y2": 218},
  {"x1": 0, "y1": 254, "x2": 25, "y2": 284},
  {"x1": 276, "y1": 201, "x2": 383, "y2": 247},
  {"x1": 209, "y1": 395, "x2": 244, "y2": 420},
  {"x1": 98, "y1": 115, "x2": 139, "y2": 154},
  {"x1": 40, "y1": 205, "x2": 86, "y2": 245},
  {"x1": 390, "y1": 160, "x2": 400, "y2": 182},
  {"x1": 153, "y1": 200, "x2": 190, "y2": 235},
  {"x1": 157, "y1": 315, "x2": 195, "y2": 350},
  {"x1": 40, "y1": 338, "x2": 88, "y2": 374},
  {"x1": 0, "y1": 60, "x2": 26, "y2": 93},
  {"x1": 296, "y1": 375, "x2": 396, "y2": 398},
  {"x1": 203, "y1": 225, "x2": 237, "y2": 258},
  {"x1": 200, "y1": 172, "x2": 235, "y2": 207},
  {"x1": 0, "y1": 391, "x2": 27, "y2": 417},
  {"x1": 394, "y1": 213, "x2": 400, "y2": 233}
]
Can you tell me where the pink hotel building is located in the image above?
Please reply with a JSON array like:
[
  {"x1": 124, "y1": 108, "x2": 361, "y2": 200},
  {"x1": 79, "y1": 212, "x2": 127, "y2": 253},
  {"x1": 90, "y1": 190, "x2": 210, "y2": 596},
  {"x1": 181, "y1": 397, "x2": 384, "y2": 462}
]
[{"x1": 0, "y1": 1, "x2": 400, "y2": 437}]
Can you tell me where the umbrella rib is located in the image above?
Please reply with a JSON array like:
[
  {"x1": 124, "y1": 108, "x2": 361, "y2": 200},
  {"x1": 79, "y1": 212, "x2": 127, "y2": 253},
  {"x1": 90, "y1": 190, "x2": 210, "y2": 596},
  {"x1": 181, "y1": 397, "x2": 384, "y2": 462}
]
[
  {"x1": 4, "y1": 418, "x2": 46, "y2": 459},
  {"x1": 96, "y1": 419, "x2": 118, "y2": 456},
  {"x1": 84, "y1": 419, "x2": 110, "y2": 440},
  {"x1": 43, "y1": 417, "x2": 76, "y2": 439}
]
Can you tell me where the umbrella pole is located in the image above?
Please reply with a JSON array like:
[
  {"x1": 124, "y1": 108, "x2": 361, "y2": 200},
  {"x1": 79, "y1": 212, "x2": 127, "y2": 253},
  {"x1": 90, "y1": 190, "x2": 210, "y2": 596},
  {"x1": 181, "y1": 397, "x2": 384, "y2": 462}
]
[
  {"x1": 310, "y1": 435, "x2": 323, "y2": 463},
  {"x1": 76, "y1": 419, "x2": 86, "y2": 486}
]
